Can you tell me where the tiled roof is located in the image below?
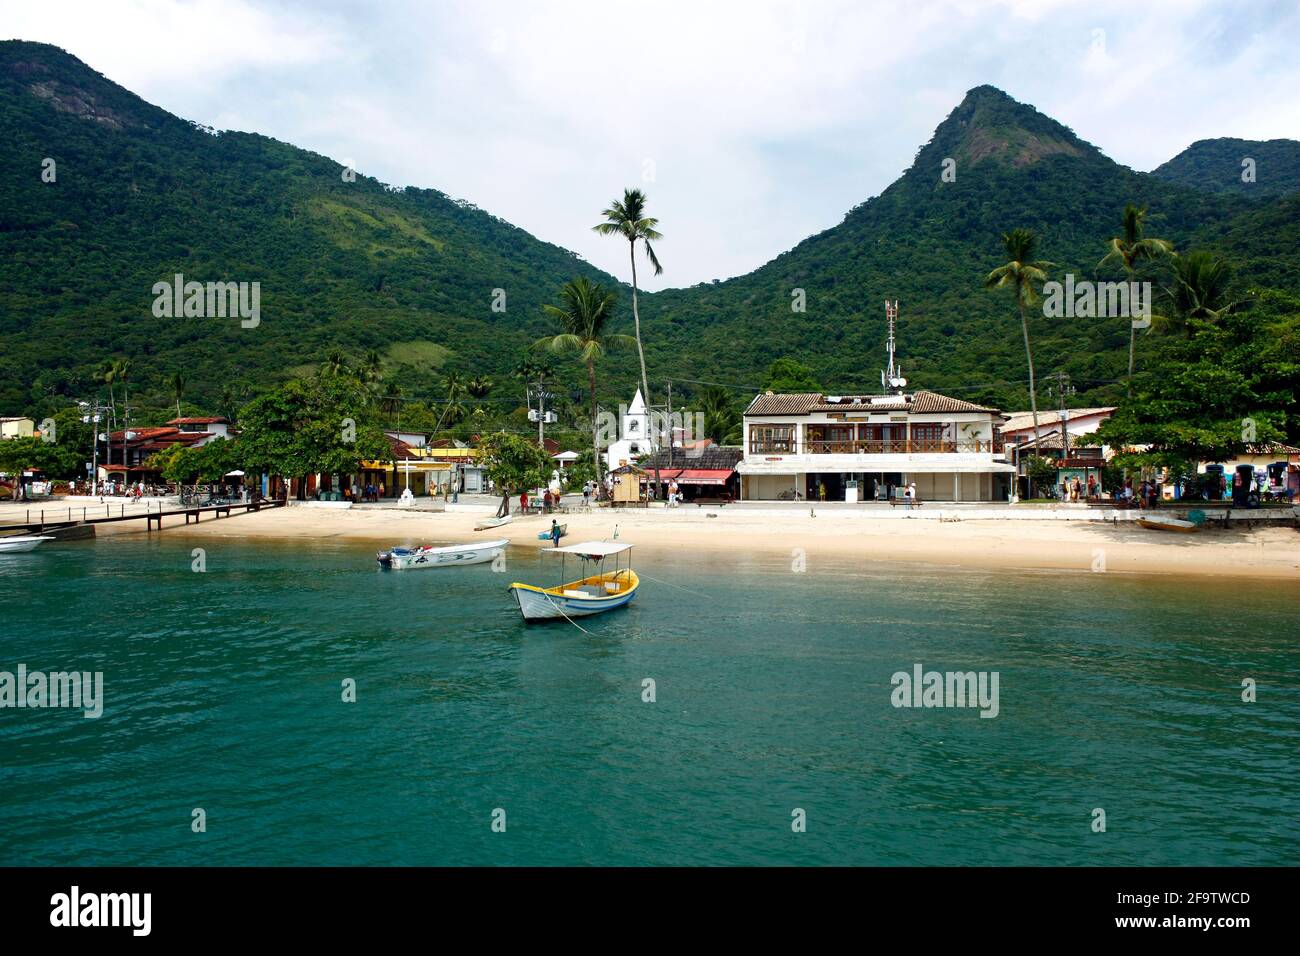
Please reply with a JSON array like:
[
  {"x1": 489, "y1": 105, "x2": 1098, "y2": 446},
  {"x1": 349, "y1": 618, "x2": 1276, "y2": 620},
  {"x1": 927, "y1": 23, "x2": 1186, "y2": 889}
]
[
  {"x1": 1002, "y1": 407, "x2": 1116, "y2": 432},
  {"x1": 746, "y1": 390, "x2": 1000, "y2": 416},
  {"x1": 166, "y1": 417, "x2": 229, "y2": 425},
  {"x1": 637, "y1": 446, "x2": 743, "y2": 472}
]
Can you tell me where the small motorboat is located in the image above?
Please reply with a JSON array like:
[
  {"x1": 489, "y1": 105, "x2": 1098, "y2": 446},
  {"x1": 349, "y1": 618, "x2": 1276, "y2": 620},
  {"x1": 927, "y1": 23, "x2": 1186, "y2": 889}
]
[
  {"x1": 509, "y1": 541, "x2": 638, "y2": 622},
  {"x1": 1136, "y1": 515, "x2": 1199, "y2": 533},
  {"x1": 474, "y1": 515, "x2": 513, "y2": 531},
  {"x1": 0, "y1": 535, "x2": 54, "y2": 553},
  {"x1": 377, "y1": 539, "x2": 508, "y2": 569},
  {"x1": 537, "y1": 523, "x2": 567, "y2": 541}
]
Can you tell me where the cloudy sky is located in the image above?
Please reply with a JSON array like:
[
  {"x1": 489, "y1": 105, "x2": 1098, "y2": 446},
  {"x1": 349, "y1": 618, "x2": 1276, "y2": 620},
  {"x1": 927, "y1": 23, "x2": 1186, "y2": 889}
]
[{"x1": 6, "y1": 0, "x2": 1298, "y2": 289}]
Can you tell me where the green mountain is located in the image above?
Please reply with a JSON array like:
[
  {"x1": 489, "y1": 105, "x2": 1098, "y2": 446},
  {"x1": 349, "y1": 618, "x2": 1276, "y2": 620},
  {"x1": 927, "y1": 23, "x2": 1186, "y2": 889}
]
[
  {"x1": 0, "y1": 40, "x2": 618, "y2": 418},
  {"x1": 644, "y1": 86, "x2": 1256, "y2": 409},
  {"x1": 1151, "y1": 137, "x2": 1300, "y2": 198},
  {"x1": 2, "y1": 43, "x2": 1296, "y2": 424}
]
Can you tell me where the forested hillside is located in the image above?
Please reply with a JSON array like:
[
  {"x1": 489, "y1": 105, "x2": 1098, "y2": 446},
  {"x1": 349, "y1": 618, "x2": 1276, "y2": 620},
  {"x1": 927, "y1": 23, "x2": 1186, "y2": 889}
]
[{"x1": 2, "y1": 42, "x2": 1297, "y2": 427}]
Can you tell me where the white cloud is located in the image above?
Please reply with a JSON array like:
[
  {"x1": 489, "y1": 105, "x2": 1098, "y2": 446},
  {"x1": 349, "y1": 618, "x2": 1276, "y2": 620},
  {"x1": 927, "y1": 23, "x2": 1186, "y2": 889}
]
[{"x1": 5, "y1": 0, "x2": 1298, "y2": 289}]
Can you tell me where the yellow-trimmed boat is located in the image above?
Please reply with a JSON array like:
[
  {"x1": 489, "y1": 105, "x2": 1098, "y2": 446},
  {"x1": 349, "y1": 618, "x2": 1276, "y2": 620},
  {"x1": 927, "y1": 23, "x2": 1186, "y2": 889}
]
[{"x1": 508, "y1": 541, "x2": 639, "y2": 622}]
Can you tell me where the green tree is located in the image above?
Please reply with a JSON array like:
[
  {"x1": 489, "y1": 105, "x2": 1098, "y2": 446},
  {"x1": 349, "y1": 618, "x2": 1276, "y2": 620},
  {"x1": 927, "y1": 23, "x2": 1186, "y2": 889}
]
[
  {"x1": 985, "y1": 228, "x2": 1053, "y2": 473},
  {"x1": 762, "y1": 358, "x2": 820, "y2": 393},
  {"x1": 170, "y1": 372, "x2": 187, "y2": 418},
  {"x1": 535, "y1": 277, "x2": 634, "y2": 490},
  {"x1": 479, "y1": 431, "x2": 553, "y2": 517},
  {"x1": 1099, "y1": 204, "x2": 1175, "y2": 391},
  {"x1": 694, "y1": 385, "x2": 742, "y2": 444},
  {"x1": 1160, "y1": 251, "x2": 1241, "y2": 337},
  {"x1": 237, "y1": 375, "x2": 390, "y2": 498}
]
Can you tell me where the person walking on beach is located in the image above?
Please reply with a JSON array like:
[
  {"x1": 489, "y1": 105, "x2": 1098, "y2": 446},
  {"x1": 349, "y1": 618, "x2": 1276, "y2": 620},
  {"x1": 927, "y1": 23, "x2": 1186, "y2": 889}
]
[
  {"x1": 582, "y1": 481, "x2": 591, "y2": 509},
  {"x1": 904, "y1": 482, "x2": 914, "y2": 510},
  {"x1": 550, "y1": 519, "x2": 562, "y2": 548},
  {"x1": 519, "y1": 490, "x2": 528, "y2": 514}
]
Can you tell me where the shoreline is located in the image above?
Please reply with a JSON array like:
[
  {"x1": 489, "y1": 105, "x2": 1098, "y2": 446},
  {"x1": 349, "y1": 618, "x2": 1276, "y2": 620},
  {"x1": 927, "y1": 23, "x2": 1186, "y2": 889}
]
[{"x1": 69, "y1": 500, "x2": 1300, "y2": 581}]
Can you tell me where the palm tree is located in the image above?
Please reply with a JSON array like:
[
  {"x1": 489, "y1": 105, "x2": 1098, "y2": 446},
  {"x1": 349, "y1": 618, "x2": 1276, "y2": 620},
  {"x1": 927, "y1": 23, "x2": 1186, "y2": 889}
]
[
  {"x1": 378, "y1": 379, "x2": 405, "y2": 427},
  {"x1": 320, "y1": 349, "x2": 349, "y2": 377},
  {"x1": 985, "y1": 229, "x2": 1052, "y2": 493},
  {"x1": 360, "y1": 349, "x2": 384, "y2": 386},
  {"x1": 593, "y1": 187, "x2": 662, "y2": 419},
  {"x1": 1162, "y1": 251, "x2": 1240, "y2": 336},
  {"x1": 97, "y1": 360, "x2": 118, "y2": 428},
  {"x1": 512, "y1": 356, "x2": 553, "y2": 408},
  {"x1": 535, "y1": 277, "x2": 634, "y2": 490},
  {"x1": 1099, "y1": 204, "x2": 1175, "y2": 393},
  {"x1": 696, "y1": 385, "x2": 742, "y2": 445},
  {"x1": 170, "y1": 372, "x2": 187, "y2": 419}
]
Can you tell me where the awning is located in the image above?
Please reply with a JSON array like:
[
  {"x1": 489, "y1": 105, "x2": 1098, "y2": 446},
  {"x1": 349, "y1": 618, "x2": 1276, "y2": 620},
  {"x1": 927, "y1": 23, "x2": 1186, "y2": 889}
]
[
  {"x1": 654, "y1": 469, "x2": 684, "y2": 480},
  {"x1": 676, "y1": 469, "x2": 733, "y2": 485}
]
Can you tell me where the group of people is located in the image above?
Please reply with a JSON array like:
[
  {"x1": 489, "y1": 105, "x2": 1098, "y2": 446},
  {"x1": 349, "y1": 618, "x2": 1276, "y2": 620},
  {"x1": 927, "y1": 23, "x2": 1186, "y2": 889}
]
[
  {"x1": 348, "y1": 482, "x2": 385, "y2": 502},
  {"x1": 1058, "y1": 476, "x2": 1098, "y2": 502},
  {"x1": 1117, "y1": 477, "x2": 1160, "y2": 509}
]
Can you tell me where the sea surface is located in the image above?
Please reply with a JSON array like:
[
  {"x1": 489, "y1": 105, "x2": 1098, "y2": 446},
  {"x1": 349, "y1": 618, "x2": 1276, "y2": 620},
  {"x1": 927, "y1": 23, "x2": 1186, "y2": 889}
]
[{"x1": 1, "y1": 534, "x2": 1297, "y2": 866}]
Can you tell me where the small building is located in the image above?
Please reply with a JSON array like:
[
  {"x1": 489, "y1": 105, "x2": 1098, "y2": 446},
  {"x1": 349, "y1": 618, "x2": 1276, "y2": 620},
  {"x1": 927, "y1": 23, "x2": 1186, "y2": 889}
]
[
  {"x1": 638, "y1": 445, "x2": 742, "y2": 501},
  {"x1": 101, "y1": 417, "x2": 236, "y2": 485},
  {"x1": 0, "y1": 417, "x2": 35, "y2": 440},
  {"x1": 608, "y1": 463, "x2": 648, "y2": 506}
]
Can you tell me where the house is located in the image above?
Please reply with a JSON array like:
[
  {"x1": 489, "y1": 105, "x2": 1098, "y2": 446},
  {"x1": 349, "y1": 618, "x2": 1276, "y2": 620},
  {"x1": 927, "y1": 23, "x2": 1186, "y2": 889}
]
[
  {"x1": 0, "y1": 417, "x2": 36, "y2": 440},
  {"x1": 637, "y1": 444, "x2": 743, "y2": 501},
  {"x1": 101, "y1": 417, "x2": 235, "y2": 484},
  {"x1": 603, "y1": 389, "x2": 657, "y2": 469},
  {"x1": 608, "y1": 463, "x2": 649, "y2": 506},
  {"x1": 737, "y1": 390, "x2": 1014, "y2": 502}
]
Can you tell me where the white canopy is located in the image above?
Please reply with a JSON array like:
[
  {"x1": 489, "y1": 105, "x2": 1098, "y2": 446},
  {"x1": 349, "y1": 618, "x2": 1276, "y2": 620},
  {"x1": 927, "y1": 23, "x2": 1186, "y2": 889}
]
[
  {"x1": 224, "y1": 470, "x2": 246, "y2": 477},
  {"x1": 544, "y1": 540, "x2": 632, "y2": 557}
]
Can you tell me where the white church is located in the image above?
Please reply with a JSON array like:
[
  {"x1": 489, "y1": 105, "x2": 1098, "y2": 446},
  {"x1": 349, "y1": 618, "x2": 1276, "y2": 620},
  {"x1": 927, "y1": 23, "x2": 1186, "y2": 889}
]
[{"x1": 603, "y1": 389, "x2": 658, "y2": 469}]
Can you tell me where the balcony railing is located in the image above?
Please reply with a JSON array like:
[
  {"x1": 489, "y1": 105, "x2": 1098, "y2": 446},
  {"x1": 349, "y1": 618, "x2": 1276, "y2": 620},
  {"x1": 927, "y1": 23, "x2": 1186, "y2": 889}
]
[{"x1": 803, "y1": 439, "x2": 1001, "y2": 454}]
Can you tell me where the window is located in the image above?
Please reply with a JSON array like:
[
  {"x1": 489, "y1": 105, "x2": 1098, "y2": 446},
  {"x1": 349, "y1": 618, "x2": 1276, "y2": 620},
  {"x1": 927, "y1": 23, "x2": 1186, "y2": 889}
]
[
  {"x1": 749, "y1": 424, "x2": 794, "y2": 454},
  {"x1": 911, "y1": 424, "x2": 945, "y2": 442}
]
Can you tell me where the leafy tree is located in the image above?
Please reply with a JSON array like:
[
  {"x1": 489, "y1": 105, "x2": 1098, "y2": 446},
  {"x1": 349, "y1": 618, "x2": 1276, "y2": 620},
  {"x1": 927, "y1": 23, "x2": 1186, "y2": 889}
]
[
  {"x1": 535, "y1": 277, "x2": 634, "y2": 488},
  {"x1": 237, "y1": 375, "x2": 391, "y2": 498},
  {"x1": 1098, "y1": 204, "x2": 1175, "y2": 390},
  {"x1": 762, "y1": 358, "x2": 820, "y2": 393},
  {"x1": 479, "y1": 431, "x2": 553, "y2": 517}
]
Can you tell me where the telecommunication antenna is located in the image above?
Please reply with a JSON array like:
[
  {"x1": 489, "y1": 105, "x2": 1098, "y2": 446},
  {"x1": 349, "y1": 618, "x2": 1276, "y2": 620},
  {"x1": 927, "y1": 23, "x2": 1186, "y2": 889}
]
[{"x1": 881, "y1": 299, "x2": 907, "y2": 392}]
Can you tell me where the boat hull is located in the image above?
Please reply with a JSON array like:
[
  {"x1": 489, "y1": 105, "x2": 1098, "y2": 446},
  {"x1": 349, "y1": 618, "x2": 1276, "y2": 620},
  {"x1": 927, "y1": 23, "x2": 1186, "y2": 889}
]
[
  {"x1": 1136, "y1": 517, "x2": 1198, "y2": 533},
  {"x1": 0, "y1": 535, "x2": 54, "y2": 553},
  {"x1": 509, "y1": 570, "x2": 638, "y2": 621},
  {"x1": 377, "y1": 539, "x2": 508, "y2": 569}
]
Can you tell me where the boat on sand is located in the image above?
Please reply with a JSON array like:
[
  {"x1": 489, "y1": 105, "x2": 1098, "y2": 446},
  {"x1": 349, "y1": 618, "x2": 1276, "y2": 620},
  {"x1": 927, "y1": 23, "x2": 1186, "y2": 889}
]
[{"x1": 1136, "y1": 515, "x2": 1199, "y2": 533}]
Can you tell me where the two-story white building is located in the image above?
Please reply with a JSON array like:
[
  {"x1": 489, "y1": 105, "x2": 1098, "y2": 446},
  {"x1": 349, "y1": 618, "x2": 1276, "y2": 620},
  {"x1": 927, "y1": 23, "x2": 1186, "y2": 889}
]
[{"x1": 737, "y1": 390, "x2": 1015, "y2": 502}]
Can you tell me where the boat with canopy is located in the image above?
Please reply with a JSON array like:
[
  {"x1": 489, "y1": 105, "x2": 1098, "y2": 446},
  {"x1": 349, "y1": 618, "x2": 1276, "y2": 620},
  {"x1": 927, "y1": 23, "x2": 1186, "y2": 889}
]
[{"x1": 508, "y1": 540, "x2": 638, "y2": 622}]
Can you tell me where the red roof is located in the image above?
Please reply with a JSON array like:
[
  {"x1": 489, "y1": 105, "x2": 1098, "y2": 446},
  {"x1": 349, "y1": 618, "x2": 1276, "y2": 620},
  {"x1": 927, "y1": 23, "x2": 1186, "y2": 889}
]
[
  {"x1": 167, "y1": 417, "x2": 230, "y2": 425},
  {"x1": 674, "y1": 469, "x2": 734, "y2": 485}
]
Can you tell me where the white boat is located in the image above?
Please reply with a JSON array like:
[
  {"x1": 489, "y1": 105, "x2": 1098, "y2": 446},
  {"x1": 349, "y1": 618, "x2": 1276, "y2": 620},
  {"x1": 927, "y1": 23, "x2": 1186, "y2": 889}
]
[
  {"x1": 509, "y1": 541, "x2": 639, "y2": 622},
  {"x1": 474, "y1": 515, "x2": 513, "y2": 531},
  {"x1": 1136, "y1": 515, "x2": 1199, "y2": 533},
  {"x1": 0, "y1": 535, "x2": 54, "y2": 553},
  {"x1": 376, "y1": 538, "x2": 508, "y2": 570}
]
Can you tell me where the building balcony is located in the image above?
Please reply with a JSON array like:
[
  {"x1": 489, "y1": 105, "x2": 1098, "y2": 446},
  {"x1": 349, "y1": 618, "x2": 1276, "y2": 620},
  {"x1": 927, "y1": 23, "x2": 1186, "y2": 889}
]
[{"x1": 750, "y1": 439, "x2": 1003, "y2": 455}]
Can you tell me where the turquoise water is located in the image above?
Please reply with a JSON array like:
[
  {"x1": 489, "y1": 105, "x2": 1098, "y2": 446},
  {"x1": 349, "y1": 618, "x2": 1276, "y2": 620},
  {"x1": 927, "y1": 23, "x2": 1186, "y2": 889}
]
[{"x1": 1, "y1": 534, "x2": 1297, "y2": 866}]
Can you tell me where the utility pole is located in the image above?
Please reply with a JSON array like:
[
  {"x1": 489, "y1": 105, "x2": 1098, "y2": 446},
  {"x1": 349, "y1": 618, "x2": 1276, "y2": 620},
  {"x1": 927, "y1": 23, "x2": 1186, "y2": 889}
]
[
  {"x1": 529, "y1": 374, "x2": 553, "y2": 448},
  {"x1": 79, "y1": 399, "x2": 108, "y2": 497}
]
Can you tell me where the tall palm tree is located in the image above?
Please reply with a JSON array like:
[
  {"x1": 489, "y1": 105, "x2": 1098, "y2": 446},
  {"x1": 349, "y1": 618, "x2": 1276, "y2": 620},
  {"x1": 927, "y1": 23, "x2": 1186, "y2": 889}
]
[
  {"x1": 696, "y1": 385, "x2": 741, "y2": 445},
  {"x1": 97, "y1": 360, "x2": 118, "y2": 428},
  {"x1": 360, "y1": 349, "x2": 384, "y2": 386},
  {"x1": 378, "y1": 379, "x2": 404, "y2": 427},
  {"x1": 535, "y1": 277, "x2": 634, "y2": 489},
  {"x1": 985, "y1": 229, "x2": 1052, "y2": 491},
  {"x1": 512, "y1": 355, "x2": 553, "y2": 408},
  {"x1": 1099, "y1": 204, "x2": 1175, "y2": 393},
  {"x1": 466, "y1": 376, "x2": 493, "y2": 400},
  {"x1": 593, "y1": 188, "x2": 662, "y2": 421},
  {"x1": 170, "y1": 372, "x2": 187, "y2": 419}
]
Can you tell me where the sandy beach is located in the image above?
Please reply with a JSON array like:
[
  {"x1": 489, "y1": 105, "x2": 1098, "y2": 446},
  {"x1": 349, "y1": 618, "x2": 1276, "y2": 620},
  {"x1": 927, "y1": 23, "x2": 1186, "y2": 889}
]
[{"x1": 67, "y1": 500, "x2": 1300, "y2": 580}]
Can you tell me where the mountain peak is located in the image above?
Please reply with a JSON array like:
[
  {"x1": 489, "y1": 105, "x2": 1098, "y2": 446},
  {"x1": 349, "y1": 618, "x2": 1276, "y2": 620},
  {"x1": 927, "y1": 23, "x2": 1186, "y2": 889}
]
[
  {"x1": 921, "y1": 85, "x2": 1096, "y2": 169},
  {"x1": 0, "y1": 39, "x2": 171, "y2": 132}
]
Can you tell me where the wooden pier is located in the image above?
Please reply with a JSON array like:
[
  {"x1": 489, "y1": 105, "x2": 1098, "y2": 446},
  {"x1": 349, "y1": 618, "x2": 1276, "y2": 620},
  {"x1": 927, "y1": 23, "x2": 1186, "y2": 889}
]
[{"x1": 0, "y1": 499, "x2": 285, "y2": 536}]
